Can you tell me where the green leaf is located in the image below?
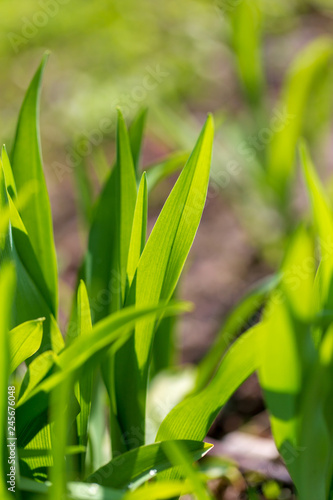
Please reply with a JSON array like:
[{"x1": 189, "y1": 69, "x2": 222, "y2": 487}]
[
  {"x1": 21, "y1": 426, "x2": 53, "y2": 475},
  {"x1": 18, "y1": 351, "x2": 58, "y2": 475},
  {"x1": 115, "y1": 109, "x2": 138, "y2": 303},
  {"x1": 85, "y1": 374, "x2": 108, "y2": 475},
  {"x1": 87, "y1": 440, "x2": 212, "y2": 490},
  {"x1": 114, "y1": 115, "x2": 214, "y2": 450},
  {"x1": 9, "y1": 318, "x2": 44, "y2": 373},
  {"x1": 129, "y1": 108, "x2": 148, "y2": 176},
  {"x1": 50, "y1": 371, "x2": 74, "y2": 500},
  {"x1": 1, "y1": 145, "x2": 16, "y2": 198},
  {"x1": 11, "y1": 53, "x2": 58, "y2": 315},
  {"x1": 267, "y1": 37, "x2": 333, "y2": 198},
  {"x1": 300, "y1": 140, "x2": 333, "y2": 308},
  {"x1": 195, "y1": 274, "x2": 278, "y2": 393},
  {"x1": 0, "y1": 160, "x2": 11, "y2": 254},
  {"x1": 88, "y1": 110, "x2": 139, "y2": 457},
  {"x1": 0, "y1": 159, "x2": 35, "y2": 240},
  {"x1": 295, "y1": 327, "x2": 332, "y2": 500},
  {"x1": 74, "y1": 281, "x2": 94, "y2": 473},
  {"x1": 8, "y1": 195, "x2": 57, "y2": 316},
  {"x1": 156, "y1": 324, "x2": 261, "y2": 445},
  {"x1": 151, "y1": 311, "x2": 176, "y2": 378},
  {"x1": 15, "y1": 301, "x2": 190, "y2": 447},
  {"x1": 160, "y1": 440, "x2": 213, "y2": 500},
  {"x1": 85, "y1": 110, "x2": 137, "y2": 321},
  {"x1": 126, "y1": 173, "x2": 148, "y2": 287},
  {"x1": 123, "y1": 480, "x2": 192, "y2": 500},
  {"x1": 145, "y1": 152, "x2": 189, "y2": 192},
  {"x1": 0, "y1": 265, "x2": 16, "y2": 498},
  {"x1": 18, "y1": 446, "x2": 85, "y2": 459},
  {"x1": 0, "y1": 163, "x2": 63, "y2": 357},
  {"x1": 19, "y1": 477, "x2": 124, "y2": 500},
  {"x1": 85, "y1": 165, "x2": 117, "y2": 321},
  {"x1": 66, "y1": 483, "x2": 123, "y2": 500},
  {"x1": 19, "y1": 350, "x2": 58, "y2": 401},
  {"x1": 230, "y1": 0, "x2": 265, "y2": 108},
  {"x1": 258, "y1": 227, "x2": 317, "y2": 492}
]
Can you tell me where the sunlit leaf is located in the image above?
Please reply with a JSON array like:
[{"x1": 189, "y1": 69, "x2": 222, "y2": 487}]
[
  {"x1": 87, "y1": 440, "x2": 212, "y2": 490},
  {"x1": 11, "y1": 53, "x2": 58, "y2": 315},
  {"x1": 9, "y1": 318, "x2": 44, "y2": 373},
  {"x1": 114, "y1": 115, "x2": 214, "y2": 449}
]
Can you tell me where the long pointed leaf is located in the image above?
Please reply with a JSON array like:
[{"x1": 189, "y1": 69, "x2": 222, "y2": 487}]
[
  {"x1": 11, "y1": 53, "x2": 58, "y2": 315},
  {"x1": 129, "y1": 108, "x2": 148, "y2": 176}
]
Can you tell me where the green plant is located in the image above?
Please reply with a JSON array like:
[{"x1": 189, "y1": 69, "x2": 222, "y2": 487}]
[
  {"x1": 0, "y1": 55, "x2": 217, "y2": 498},
  {"x1": 257, "y1": 144, "x2": 333, "y2": 500}
]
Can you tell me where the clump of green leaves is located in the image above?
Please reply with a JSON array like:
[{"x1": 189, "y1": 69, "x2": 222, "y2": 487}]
[{"x1": 0, "y1": 55, "x2": 217, "y2": 499}]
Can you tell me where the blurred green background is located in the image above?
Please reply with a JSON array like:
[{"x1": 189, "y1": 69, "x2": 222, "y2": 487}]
[{"x1": 2, "y1": 0, "x2": 332, "y2": 159}]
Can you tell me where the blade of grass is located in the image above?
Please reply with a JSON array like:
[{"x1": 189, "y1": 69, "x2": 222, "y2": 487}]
[
  {"x1": 85, "y1": 110, "x2": 137, "y2": 320},
  {"x1": 50, "y1": 373, "x2": 73, "y2": 500},
  {"x1": 0, "y1": 265, "x2": 16, "y2": 499},
  {"x1": 73, "y1": 281, "x2": 94, "y2": 474},
  {"x1": 129, "y1": 108, "x2": 148, "y2": 177},
  {"x1": 11, "y1": 53, "x2": 58, "y2": 315}
]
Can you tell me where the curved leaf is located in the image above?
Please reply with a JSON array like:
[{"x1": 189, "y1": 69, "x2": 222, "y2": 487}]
[
  {"x1": 11, "y1": 53, "x2": 58, "y2": 315},
  {"x1": 156, "y1": 325, "x2": 261, "y2": 445},
  {"x1": 87, "y1": 440, "x2": 212, "y2": 490},
  {"x1": 9, "y1": 318, "x2": 44, "y2": 373}
]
